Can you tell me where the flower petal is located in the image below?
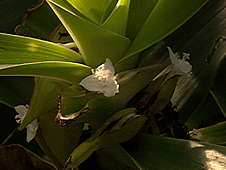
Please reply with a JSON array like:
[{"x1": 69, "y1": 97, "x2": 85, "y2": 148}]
[
  {"x1": 80, "y1": 75, "x2": 104, "y2": 92},
  {"x1": 177, "y1": 60, "x2": 192, "y2": 74},
  {"x1": 104, "y1": 58, "x2": 115, "y2": 75},
  {"x1": 167, "y1": 47, "x2": 177, "y2": 65},
  {"x1": 26, "y1": 119, "x2": 38, "y2": 143},
  {"x1": 14, "y1": 105, "x2": 28, "y2": 115},
  {"x1": 103, "y1": 80, "x2": 119, "y2": 97}
]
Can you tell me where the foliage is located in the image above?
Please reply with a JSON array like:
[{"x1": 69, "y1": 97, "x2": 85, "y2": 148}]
[{"x1": 0, "y1": 0, "x2": 226, "y2": 169}]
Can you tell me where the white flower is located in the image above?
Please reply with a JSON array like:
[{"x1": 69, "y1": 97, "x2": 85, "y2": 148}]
[
  {"x1": 153, "y1": 47, "x2": 192, "y2": 81},
  {"x1": 167, "y1": 47, "x2": 192, "y2": 75},
  {"x1": 80, "y1": 58, "x2": 119, "y2": 97},
  {"x1": 15, "y1": 105, "x2": 39, "y2": 143}
]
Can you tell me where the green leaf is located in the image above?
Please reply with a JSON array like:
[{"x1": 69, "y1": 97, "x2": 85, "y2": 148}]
[
  {"x1": 190, "y1": 121, "x2": 226, "y2": 144},
  {"x1": 65, "y1": 108, "x2": 146, "y2": 169},
  {"x1": 126, "y1": 134, "x2": 226, "y2": 170},
  {"x1": 0, "y1": 77, "x2": 34, "y2": 107},
  {"x1": 172, "y1": 38, "x2": 226, "y2": 123},
  {"x1": 37, "y1": 106, "x2": 83, "y2": 167},
  {"x1": 0, "y1": 61, "x2": 91, "y2": 84},
  {"x1": 0, "y1": 33, "x2": 83, "y2": 64},
  {"x1": 126, "y1": 0, "x2": 158, "y2": 40},
  {"x1": 0, "y1": 83, "x2": 23, "y2": 107},
  {"x1": 102, "y1": 0, "x2": 130, "y2": 35},
  {"x1": 17, "y1": 78, "x2": 84, "y2": 167},
  {"x1": 210, "y1": 59, "x2": 226, "y2": 117},
  {"x1": 66, "y1": 0, "x2": 117, "y2": 24},
  {"x1": 96, "y1": 145, "x2": 142, "y2": 170},
  {"x1": 47, "y1": 0, "x2": 130, "y2": 67},
  {"x1": 149, "y1": 76, "x2": 178, "y2": 113},
  {"x1": 185, "y1": 94, "x2": 225, "y2": 130},
  {"x1": 19, "y1": 78, "x2": 59, "y2": 130},
  {"x1": 127, "y1": 0, "x2": 209, "y2": 57}
]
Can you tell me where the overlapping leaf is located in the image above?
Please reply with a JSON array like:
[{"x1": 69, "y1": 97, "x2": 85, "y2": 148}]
[
  {"x1": 122, "y1": 0, "x2": 209, "y2": 62},
  {"x1": 66, "y1": 0, "x2": 117, "y2": 24},
  {"x1": 126, "y1": 135, "x2": 226, "y2": 170},
  {"x1": 190, "y1": 121, "x2": 226, "y2": 144},
  {"x1": 0, "y1": 61, "x2": 91, "y2": 84},
  {"x1": 47, "y1": 0, "x2": 130, "y2": 67},
  {"x1": 0, "y1": 77, "x2": 34, "y2": 107},
  {"x1": 102, "y1": 0, "x2": 130, "y2": 35},
  {"x1": 0, "y1": 33, "x2": 83, "y2": 64}
]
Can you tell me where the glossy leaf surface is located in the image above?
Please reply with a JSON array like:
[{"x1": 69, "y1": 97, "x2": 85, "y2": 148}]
[
  {"x1": 0, "y1": 61, "x2": 91, "y2": 84},
  {"x1": 0, "y1": 33, "x2": 83, "y2": 64}
]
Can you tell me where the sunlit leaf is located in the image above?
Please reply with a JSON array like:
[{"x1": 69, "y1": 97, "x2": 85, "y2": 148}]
[
  {"x1": 47, "y1": 0, "x2": 130, "y2": 67},
  {"x1": 126, "y1": 0, "x2": 209, "y2": 57},
  {"x1": 66, "y1": 0, "x2": 117, "y2": 24},
  {"x1": 0, "y1": 33, "x2": 83, "y2": 64},
  {"x1": 126, "y1": 0, "x2": 158, "y2": 40},
  {"x1": 190, "y1": 121, "x2": 226, "y2": 144},
  {"x1": 0, "y1": 61, "x2": 91, "y2": 84},
  {"x1": 126, "y1": 134, "x2": 226, "y2": 170},
  {"x1": 102, "y1": 0, "x2": 130, "y2": 35}
]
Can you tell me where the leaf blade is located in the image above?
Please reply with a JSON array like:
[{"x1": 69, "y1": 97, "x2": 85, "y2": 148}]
[{"x1": 0, "y1": 33, "x2": 83, "y2": 64}]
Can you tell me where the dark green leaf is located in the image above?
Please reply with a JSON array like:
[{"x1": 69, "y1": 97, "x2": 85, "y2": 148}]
[{"x1": 126, "y1": 134, "x2": 226, "y2": 170}]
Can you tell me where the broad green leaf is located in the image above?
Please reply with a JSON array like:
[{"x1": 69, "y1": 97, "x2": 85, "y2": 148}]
[
  {"x1": 0, "y1": 33, "x2": 83, "y2": 64},
  {"x1": 126, "y1": 0, "x2": 209, "y2": 57},
  {"x1": 0, "y1": 77, "x2": 34, "y2": 107},
  {"x1": 127, "y1": 0, "x2": 158, "y2": 40},
  {"x1": 102, "y1": 0, "x2": 130, "y2": 35},
  {"x1": 15, "y1": 1, "x2": 61, "y2": 40},
  {"x1": 66, "y1": 0, "x2": 117, "y2": 24},
  {"x1": 0, "y1": 61, "x2": 91, "y2": 84},
  {"x1": 96, "y1": 145, "x2": 142, "y2": 170},
  {"x1": 172, "y1": 38, "x2": 226, "y2": 123},
  {"x1": 185, "y1": 94, "x2": 225, "y2": 130},
  {"x1": 37, "y1": 105, "x2": 83, "y2": 167},
  {"x1": 65, "y1": 108, "x2": 146, "y2": 169},
  {"x1": 190, "y1": 121, "x2": 226, "y2": 145},
  {"x1": 149, "y1": 76, "x2": 178, "y2": 114},
  {"x1": 16, "y1": 78, "x2": 84, "y2": 167},
  {"x1": 19, "y1": 78, "x2": 59, "y2": 130},
  {"x1": 47, "y1": 0, "x2": 130, "y2": 67},
  {"x1": 0, "y1": 83, "x2": 23, "y2": 107},
  {"x1": 210, "y1": 60, "x2": 226, "y2": 117},
  {"x1": 65, "y1": 108, "x2": 137, "y2": 169},
  {"x1": 126, "y1": 134, "x2": 226, "y2": 170}
]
